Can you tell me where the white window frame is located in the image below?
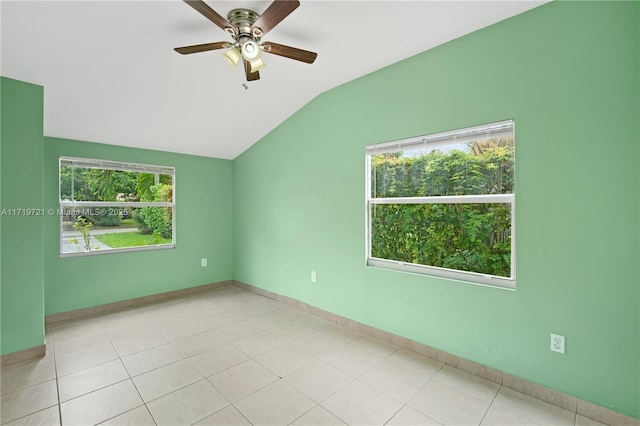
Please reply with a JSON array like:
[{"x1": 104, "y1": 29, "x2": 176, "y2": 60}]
[
  {"x1": 59, "y1": 156, "x2": 176, "y2": 257},
  {"x1": 365, "y1": 120, "x2": 515, "y2": 289}
]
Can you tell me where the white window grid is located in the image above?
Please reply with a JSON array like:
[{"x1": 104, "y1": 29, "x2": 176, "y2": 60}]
[{"x1": 365, "y1": 120, "x2": 515, "y2": 289}]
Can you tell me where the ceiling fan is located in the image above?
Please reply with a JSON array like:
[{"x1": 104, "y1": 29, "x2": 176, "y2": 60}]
[{"x1": 175, "y1": 0, "x2": 317, "y2": 81}]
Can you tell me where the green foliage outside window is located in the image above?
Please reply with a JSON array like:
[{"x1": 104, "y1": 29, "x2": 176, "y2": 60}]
[
  {"x1": 139, "y1": 184, "x2": 173, "y2": 239},
  {"x1": 370, "y1": 138, "x2": 514, "y2": 278},
  {"x1": 60, "y1": 164, "x2": 174, "y2": 241}
]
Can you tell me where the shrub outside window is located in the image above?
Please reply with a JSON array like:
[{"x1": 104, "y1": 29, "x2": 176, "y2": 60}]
[
  {"x1": 59, "y1": 157, "x2": 175, "y2": 257},
  {"x1": 366, "y1": 120, "x2": 515, "y2": 288}
]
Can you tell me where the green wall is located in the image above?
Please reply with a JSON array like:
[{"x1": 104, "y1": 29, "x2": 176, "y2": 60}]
[
  {"x1": 1, "y1": 77, "x2": 45, "y2": 354},
  {"x1": 1, "y1": 0, "x2": 638, "y2": 419},
  {"x1": 43, "y1": 137, "x2": 234, "y2": 314},
  {"x1": 234, "y1": 1, "x2": 640, "y2": 418}
]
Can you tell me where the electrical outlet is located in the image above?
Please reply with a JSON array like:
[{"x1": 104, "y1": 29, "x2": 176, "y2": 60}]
[
  {"x1": 201, "y1": 258, "x2": 207, "y2": 267},
  {"x1": 311, "y1": 271, "x2": 317, "y2": 283},
  {"x1": 551, "y1": 333, "x2": 565, "y2": 354}
]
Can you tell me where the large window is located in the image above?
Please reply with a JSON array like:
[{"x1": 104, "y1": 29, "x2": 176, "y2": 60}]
[
  {"x1": 59, "y1": 157, "x2": 175, "y2": 256},
  {"x1": 366, "y1": 120, "x2": 515, "y2": 288}
]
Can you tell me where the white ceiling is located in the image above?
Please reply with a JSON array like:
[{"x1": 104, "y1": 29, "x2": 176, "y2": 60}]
[{"x1": 1, "y1": 1, "x2": 545, "y2": 160}]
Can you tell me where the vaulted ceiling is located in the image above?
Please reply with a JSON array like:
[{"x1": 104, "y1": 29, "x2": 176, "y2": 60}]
[{"x1": 1, "y1": 1, "x2": 545, "y2": 159}]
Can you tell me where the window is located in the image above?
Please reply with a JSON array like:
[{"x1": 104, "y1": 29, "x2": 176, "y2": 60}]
[
  {"x1": 59, "y1": 157, "x2": 175, "y2": 256},
  {"x1": 366, "y1": 120, "x2": 515, "y2": 288}
]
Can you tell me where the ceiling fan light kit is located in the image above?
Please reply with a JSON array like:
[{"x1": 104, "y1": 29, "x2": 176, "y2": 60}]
[
  {"x1": 222, "y1": 47, "x2": 242, "y2": 69},
  {"x1": 175, "y1": 0, "x2": 317, "y2": 82}
]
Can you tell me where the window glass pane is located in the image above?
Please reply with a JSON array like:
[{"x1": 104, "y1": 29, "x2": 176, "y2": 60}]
[
  {"x1": 371, "y1": 136, "x2": 514, "y2": 198},
  {"x1": 61, "y1": 207, "x2": 173, "y2": 254},
  {"x1": 60, "y1": 165, "x2": 173, "y2": 203},
  {"x1": 370, "y1": 203, "x2": 512, "y2": 278}
]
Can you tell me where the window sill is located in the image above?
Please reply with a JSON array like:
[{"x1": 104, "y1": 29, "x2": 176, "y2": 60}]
[
  {"x1": 60, "y1": 243, "x2": 175, "y2": 258},
  {"x1": 367, "y1": 257, "x2": 515, "y2": 290}
]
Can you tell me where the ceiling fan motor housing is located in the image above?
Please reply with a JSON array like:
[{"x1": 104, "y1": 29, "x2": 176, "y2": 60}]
[{"x1": 227, "y1": 8, "x2": 261, "y2": 41}]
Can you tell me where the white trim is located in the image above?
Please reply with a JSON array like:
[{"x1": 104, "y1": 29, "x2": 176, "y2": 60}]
[
  {"x1": 366, "y1": 119, "x2": 514, "y2": 155},
  {"x1": 58, "y1": 156, "x2": 176, "y2": 257},
  {"x1": 60, "y1": 156, "x2": 174, "y2": 175},
  {"x1": 365, "y1": 119, "x2": 516, "y2": 287},
  {"x1": 61, "y1": 243, "x2": 175, "y2": 258},
  {"x1": 60, "y1": 201, "x2": 173, "y2": 208},
  {"x1": 367, "y1": 257, "x2": 515, "y2": 289},
  {"x1": 370, "y1": 194, "x2": 514, "y2": 205},
  {"x1": 365, "y1": 153, "x2": 373, "y2": 264}
]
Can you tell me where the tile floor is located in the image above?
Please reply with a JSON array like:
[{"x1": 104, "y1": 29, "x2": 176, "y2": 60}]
[{"x1": 1, "y1": 285, "x2": 607, "y2": 426}]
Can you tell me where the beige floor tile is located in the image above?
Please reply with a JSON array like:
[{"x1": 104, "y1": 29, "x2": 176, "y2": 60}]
[
  {"x1": 322, "y1": 343, "x2": 384, "y2": 377},
  {"x1": 481, "y1": 405, "x2": 535, "y2": 425},
  {"x1": 492, "y1": 387, "x2": 576, "y2": 425},
  {"x1": 267, "y1": 316, "x2": 332, "y2": 342},
  {"x1": 386, "y1": 406, "x2": 442, "y2": 425},
  {"x1": 408, "y1": 379, "x2": 491, "y2": 426},
  {"x1": 58, "y1": 359, "x2": 129, "y2": 402},
  {"x1": 347, "y1": 335, "x2": 399, "y2": 358},
  {"x1": 134, "y1": 303, "x2": 183, "y2": 321},
  {"x1": 146, "y1": 379, "x2": 229, "y2": 426},
  {"x1": 96, "y1": 310, "x2": 148, "y2": 333},
  {"x1": 99, "y1": 405, "x2": 156, "y2": 425},
  {"x1": 157, "y1": 319, "x2": 210, "y2": 342},
  {"x1": 145, "y1": 311, "x2": 190, "y2": 331},
  {"x1": 360, "y1": 358, "x2": 432, "y2": 403},
  {"x1": 4, "y1": 405, "x2": 61, "y2": 426},
  {"x1": 575, "y1": 414, "x2": 608, "y2": 426},
  {"x1": 250, "y1": 307, "x2": 308, "y2": 330},
  {"x1": 172, "y1": 330, "x2": 227, "y2": 357},
  {"x1": 0, "y1": 379, "x2": 58, "y2": 424},
  {"x1": 0, "y1": 357, "x2": 56, "y2": 395},
  {"x1": 174, "y1": 298, "x2": 216, "y2": 314},
  {"x1": 194, "y1": 406, "x2": 251, "y2": 425},
  {"x1": 11, "y1": 287, "x2": 622, "y2": 426},
  {"x1": 132, "y1": 359, "x2": 203, "y2": 402},
  {"x1": 51, "y1": 319, "x2": 105, "y2": 344},
  {"x1": 432, "y1": 365, "x2": 501, "y2": 403},
  {"x1": 202, "y1": 310, "x2": 254, "y2": 329},
  {"x1": 291, "y1": 405, "x2": 346, "y2": 425},
  {"x1": 188, "y1": 344, "x2": 250, "y2": 376},
  {"x1": 121, "y1": 343, "x2": 183, "y2": 376},
  {"x1": 323, "y1": 325, "x2": 363, "y2": 343},
  {"x1": 105, "y1": 323, "x2": 156, "y2": 342},
  {"x1": 254, "y1": 344, "x2": 316, "y2": 377},
  {"x1": 245, "y1": 299, "x2": 287, "y2": 315},
  {"x1": 285, "y1": 360, "x2": 354, "y2": 403},
  {"x1": 53, "y1": 333, "x2": 112, "y2": 359},
  {"x1": 213, "y1": 320, "x2": 263, "y2": 342},
  {"x1": 110, "y1": 329, "x2": 168, "y2": 357},
  {"x1": 233, "y1": 331, "x2": 288, "y2": 357},
  {"x1": 239, "y1": 292, "x2": 272, "y2": 305},
  {"x1": 60, "y1": 380, "x2": 142, "y2": 426},
  {"x1": 235, "y1": 380, "x2": 315, "y2": 426},
  {"x1": 387, "y1": 348, "x2": 444, "y2": 376},
  {"x1": 208, "y1": 360, "x2": 278, "y2": 402},
  {"x1": 190, "y1": 300, "x2": 235, "y2": 317},
  {"x1": 290, "y1": 331, "x2": 350, "y2": 358},
  {"x1": 55, "y1": 339, "x2": 119, "y2": 377},
  {"x1": 321, "y1": 380, "x2": 403, "y2": 426},
  {"x1": 267, "y1": 322, "x2": 317, "y2": 343}
]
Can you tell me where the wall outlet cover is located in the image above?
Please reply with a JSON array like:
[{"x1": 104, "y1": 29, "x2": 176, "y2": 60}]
[{"x1": 550, "y1": 333, "x2": 565, "y2": 354}]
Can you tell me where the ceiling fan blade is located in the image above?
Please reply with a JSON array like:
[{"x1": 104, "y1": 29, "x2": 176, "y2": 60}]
[
  {"x1": 174, "y1": 41, "x2": 229, "y2": 55},
  {"x1": 252, "y1": 0, "x2": 300, "y2": 37},
  {"x1": 244, "y1": 59, "x2": 260, "y2": 81},
  {"x1": 262, "y1": 41, "x2": 317, "y2": 64},
  {"x1": 184, "y1": 0, "x2": 233, "y2": 32}
]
